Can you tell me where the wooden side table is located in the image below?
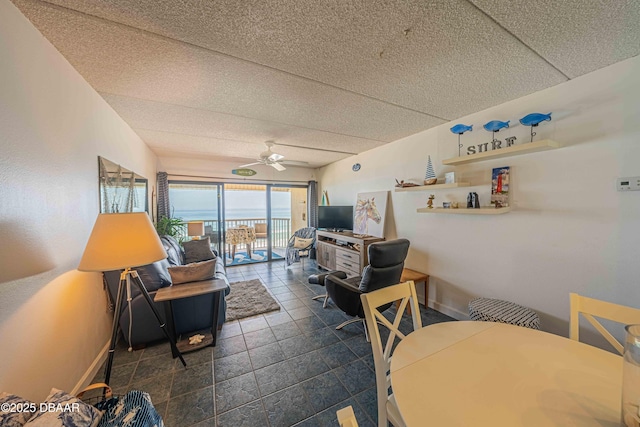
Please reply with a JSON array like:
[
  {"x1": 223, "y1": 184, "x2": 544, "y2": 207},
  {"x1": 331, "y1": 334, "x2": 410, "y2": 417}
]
[
  {"x1": 396, "y1": 268, "x2": 430, "y2": 314},
  {"x1": 154, "y1": 279, "x2": 227, "y2": 357}
]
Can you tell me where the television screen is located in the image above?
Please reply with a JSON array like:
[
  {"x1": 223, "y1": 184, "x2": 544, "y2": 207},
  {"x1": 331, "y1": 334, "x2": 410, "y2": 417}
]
[{"x1": 318, "y1": 206, "x2": 353, "y2": 231}]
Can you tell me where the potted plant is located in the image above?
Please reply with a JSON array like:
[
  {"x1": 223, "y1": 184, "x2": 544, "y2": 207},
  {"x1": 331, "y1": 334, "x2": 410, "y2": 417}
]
[{"x1": 155, "y1": 216, "x2": 186, "y2": 242}]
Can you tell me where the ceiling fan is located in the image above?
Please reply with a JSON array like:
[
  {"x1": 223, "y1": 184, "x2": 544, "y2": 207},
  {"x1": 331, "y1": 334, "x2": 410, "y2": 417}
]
[{"x1": 239, "y1": 141, "x2": 308, "y2": 171}]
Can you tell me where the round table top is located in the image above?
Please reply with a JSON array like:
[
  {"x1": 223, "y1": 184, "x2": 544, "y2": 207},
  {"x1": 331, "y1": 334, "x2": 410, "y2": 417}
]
[{"x1": 390, "y1": 321, "x2": 622, "y2": 427}]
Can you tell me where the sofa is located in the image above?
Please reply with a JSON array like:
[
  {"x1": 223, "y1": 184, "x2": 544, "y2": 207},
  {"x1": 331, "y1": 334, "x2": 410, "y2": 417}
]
[{"x1": 103, "y1": 235, "x2": 230, "y2": 347}]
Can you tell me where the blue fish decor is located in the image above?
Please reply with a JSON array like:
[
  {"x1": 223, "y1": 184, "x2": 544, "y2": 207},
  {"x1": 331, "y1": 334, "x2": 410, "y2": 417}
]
[
  {"x1": 520, "y1": 112, "x2": 552, "y2": 142},
  {"x1": 450, "y1": 124, "x2": 473, "y2": 134},
  {"x1": 450, "y1": 124, "x2": 472, "y2": 156},
  {"x1": 483, "y1": 120, "x2": 510, "y2": 133},
  {"x1": 483, "y1": 120, "x2": 510, "y2": 144}
]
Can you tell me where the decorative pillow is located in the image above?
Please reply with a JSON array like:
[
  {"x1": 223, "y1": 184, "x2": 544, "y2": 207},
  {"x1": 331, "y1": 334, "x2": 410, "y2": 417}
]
[
  {"x1": 293, "y1": 237, "x2": 314, "y2": 249},
  {"x1": 168, "y1": 259, "x2": 216, "y2": 285},
  {"x1": 182, "y1": 237, "x2": 215, "y2": 264},
  {"x1": 24, "y1": 388, "x2": 101, "y2": 427},
  {"x1": 0, "y1": 392, "x2": 36, "y2": 427},
  {"x1": 97, "y1": 390, "x2": 163, "y2": 427}
]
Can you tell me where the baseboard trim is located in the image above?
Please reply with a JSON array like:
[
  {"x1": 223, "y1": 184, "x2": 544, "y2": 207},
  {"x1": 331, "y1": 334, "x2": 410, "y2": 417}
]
[
  {"x1": 430, "y1": 300, "x2": 469, "y2": 320},
  {"x1": 71, "y1": 340, "x2": 109, "y2": 396}
]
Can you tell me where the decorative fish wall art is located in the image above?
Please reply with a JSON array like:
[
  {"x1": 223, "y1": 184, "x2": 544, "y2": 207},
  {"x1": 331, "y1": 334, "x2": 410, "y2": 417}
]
[
  {"x1": 483, "y1": 120, "x2": 510, "y2": 133},
  {"x1": 449, "y1": 124, "x2": 472, "y2": 156},
  {"x1": 520, "y1": 112, "x2": 552, "y2": 142},
  {"x1": 452, "y1": 111, "x2": 554, "y2": 157}
]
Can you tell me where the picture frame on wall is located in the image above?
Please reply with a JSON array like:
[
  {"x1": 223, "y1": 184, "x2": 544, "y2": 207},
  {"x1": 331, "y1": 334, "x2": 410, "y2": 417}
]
[
  {"x1": 445, "y1": 172, "x2": 455, "y2": 184},
  {"x1": 491, "y1": 166, "x2": 510, "y2": 208},
  {"x1": 354, "y1": 191, "x2": 389, "y2": 238}
]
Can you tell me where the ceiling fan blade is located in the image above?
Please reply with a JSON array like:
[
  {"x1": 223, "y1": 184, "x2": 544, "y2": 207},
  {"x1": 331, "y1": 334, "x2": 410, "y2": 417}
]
[
  {"x1": 270, "y1": 162, "x2": 286, "y2": 171},
  {"x1": 268, "y1": 153, "x2": 284, "y2": 162},
  {"x1": 239, "y1": 162, "x2": 262, "y2": 168}
]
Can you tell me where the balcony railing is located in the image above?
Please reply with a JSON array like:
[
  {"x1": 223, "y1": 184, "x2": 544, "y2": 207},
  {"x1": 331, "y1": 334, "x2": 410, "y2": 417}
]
[{"x1": 178, "y1": 218, "x2": 291, "y2": 250}]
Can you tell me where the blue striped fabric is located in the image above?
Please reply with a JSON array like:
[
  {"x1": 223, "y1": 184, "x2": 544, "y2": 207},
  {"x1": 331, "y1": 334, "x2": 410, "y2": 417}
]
[{"x1": 98, "y1": 390, "x2": 163, "y2": 427}]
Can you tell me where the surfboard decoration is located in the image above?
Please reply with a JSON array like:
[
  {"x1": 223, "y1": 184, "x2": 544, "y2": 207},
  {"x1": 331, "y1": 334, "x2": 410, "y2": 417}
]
[{"x1": 232, "y1": 168, "x2": 257, "y2": 176}]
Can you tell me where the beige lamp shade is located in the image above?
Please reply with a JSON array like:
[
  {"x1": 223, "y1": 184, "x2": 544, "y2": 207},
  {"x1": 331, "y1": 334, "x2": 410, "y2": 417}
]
[
  {"x1": 78, "y1": 212, "x2": 167, "y2": 272},
  {"x1": 187, "y1": 221, "x2": 204, "y2": 237}
]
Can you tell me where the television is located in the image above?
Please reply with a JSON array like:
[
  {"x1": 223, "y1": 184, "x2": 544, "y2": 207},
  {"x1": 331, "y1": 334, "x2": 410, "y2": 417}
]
[{"x1": 318, "y1": 206, "x2": 353, "y2": 231}]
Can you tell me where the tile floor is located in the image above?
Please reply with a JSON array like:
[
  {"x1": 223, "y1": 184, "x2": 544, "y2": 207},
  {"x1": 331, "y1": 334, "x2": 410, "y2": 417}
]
[{"x1": 92, "y1": 259, "x2": 454, "y2": 427}]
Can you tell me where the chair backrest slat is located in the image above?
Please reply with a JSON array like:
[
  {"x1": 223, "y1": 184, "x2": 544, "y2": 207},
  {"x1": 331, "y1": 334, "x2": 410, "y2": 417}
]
[
  {"x1": 361, "y1": 281, "x2": 422, "y2": 427},
  {"x1": 569, "y1": 292, "x2": 640, "y2": 355}
]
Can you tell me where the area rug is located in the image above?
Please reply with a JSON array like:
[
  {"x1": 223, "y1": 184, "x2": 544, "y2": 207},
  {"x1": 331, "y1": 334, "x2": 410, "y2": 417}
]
[
  {"x1": 225, "y1": 279, "x2": 281, "y2": 321},
  {"x1": 226, "y1": 250, "x2": 284, "y2": 266}
]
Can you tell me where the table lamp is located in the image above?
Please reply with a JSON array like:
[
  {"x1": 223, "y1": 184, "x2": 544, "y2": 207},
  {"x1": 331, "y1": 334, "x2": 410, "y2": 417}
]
[
  {"x1": 79, "y1": 212, "x2": 186, "y2": 385},
  {"x1": 187, "y1": 221, "x2": 205, "y2": 240}
]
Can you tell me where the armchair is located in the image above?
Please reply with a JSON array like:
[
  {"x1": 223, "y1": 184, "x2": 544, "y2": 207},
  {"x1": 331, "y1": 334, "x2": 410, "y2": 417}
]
[
  {"x1": 324, "y1": 239, "x2": 410, "y2": 335},
  {"x1": 285, "y1": 227, "x2": 316, "y2": 268}
]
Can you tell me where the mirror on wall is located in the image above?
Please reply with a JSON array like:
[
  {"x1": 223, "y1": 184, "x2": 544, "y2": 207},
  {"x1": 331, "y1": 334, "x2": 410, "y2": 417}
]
[{"x1": 98, "y1": 156, "x2": 148, "y2": 213}]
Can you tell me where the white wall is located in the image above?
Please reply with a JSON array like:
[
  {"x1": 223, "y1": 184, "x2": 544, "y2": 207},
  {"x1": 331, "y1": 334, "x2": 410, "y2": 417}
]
[
  {"x1": 0, "y1": 1, "x2": 157, "y2": 401},
  {"x1": 317, "y1": 56, "x2": 640, "y2": 346}
]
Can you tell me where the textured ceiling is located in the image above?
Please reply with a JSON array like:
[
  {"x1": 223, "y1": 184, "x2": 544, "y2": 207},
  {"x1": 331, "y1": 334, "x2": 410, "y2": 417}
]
[{"x1": 11, "y1": 0, "x2": 640, "y2": 168}]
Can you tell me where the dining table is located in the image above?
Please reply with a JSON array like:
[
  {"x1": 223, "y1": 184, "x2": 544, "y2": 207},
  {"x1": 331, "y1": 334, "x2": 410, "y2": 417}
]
[
  {"x1": 226, "y1": 225, "x2": 256, "y2": 259},
  {"x1": 390, "y1": 321, "x2": 623, "y2": 426}
]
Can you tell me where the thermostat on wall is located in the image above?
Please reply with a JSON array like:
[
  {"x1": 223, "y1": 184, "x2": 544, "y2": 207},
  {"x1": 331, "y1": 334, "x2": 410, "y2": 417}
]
[{"x1": 617, "y1": 176, "x2": 640, "y2": 191}]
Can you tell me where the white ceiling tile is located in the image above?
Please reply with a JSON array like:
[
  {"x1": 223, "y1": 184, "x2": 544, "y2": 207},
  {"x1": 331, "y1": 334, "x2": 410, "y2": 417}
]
[
  {"x1": 13, "y1": 0, "x2": 443, "y2": 138},
  {"x1": 135, "y1": 129, "x2": 350, "y2": 168},
  {"x1": 10, "y1": 0, "x2": 639, "y2": 169},
  {"x1": 29, "y1": 0, "x2": 568, "y2": 118},
  {"x1": 470, "y1": 0, "x2": 640, "y2": 78},
  {"x1": 101, "y1": 93, "x2": 383, "y2": 155}
]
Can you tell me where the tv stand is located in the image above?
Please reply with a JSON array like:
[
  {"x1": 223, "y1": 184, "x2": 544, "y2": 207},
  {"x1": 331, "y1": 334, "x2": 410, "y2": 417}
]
[{"x1": 315, "y1": 230, "x2": 384, "y2": 277}]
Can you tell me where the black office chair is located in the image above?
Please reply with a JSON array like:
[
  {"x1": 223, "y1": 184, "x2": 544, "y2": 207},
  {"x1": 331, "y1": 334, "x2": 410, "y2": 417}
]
[{"x1": 323, "y1": 239, "x2": 410, "y2": 337}]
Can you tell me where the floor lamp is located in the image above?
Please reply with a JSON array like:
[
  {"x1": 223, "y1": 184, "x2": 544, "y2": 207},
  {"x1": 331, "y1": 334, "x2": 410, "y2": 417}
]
[{"x1": 79, "y1": 212, "x2": 186, "y2": 385}]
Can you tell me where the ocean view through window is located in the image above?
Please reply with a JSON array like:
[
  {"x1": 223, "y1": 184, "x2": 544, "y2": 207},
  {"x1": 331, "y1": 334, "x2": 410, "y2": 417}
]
[{"x1": 168, "y1": 182, "x2": 307, "y2": 265}]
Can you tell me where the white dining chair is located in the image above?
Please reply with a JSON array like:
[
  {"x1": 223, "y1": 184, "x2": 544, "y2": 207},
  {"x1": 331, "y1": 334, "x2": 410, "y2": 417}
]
[
  {"x1": 336, "y1": 405, "x2": 359, "y2": 427},
  {"x1": 361, "y1": 280, "x2": 422, "y2": 427},
  {"x1": 569, "y1": 292, "x2": 640, "y2": 354}
]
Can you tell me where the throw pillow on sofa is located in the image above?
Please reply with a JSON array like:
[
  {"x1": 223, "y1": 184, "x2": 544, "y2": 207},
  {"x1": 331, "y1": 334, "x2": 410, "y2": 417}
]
[
  {"x1": 168, "y1": 259, "x2": 216, "y2": 285},
  {"x1": 0, "y1": 392, "x2": 35, "y2": 427},
  {"x1": 182, "y1": 237, "x2": 215, "y2": 264}
]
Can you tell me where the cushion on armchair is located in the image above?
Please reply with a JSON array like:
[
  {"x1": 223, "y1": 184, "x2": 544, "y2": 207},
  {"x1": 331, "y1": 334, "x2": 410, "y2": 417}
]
[{"x1": 293, "y1": 237, "x2": 314, "y2": 249}]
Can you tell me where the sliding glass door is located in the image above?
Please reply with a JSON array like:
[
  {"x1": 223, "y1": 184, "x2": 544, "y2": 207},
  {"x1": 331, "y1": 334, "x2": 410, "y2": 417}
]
[
  {"x1": 271, "y1": 185, "x2": 308, "y2": 259},
  {"x1": 167, "y1": 180, "x2": 308, "y2": 266},
  {"x1": 223, "y1": 184, "x2": 268, "y2": 266},
  {"x1": 168, "y1": 182, "x2": 222, "y2": 254}
]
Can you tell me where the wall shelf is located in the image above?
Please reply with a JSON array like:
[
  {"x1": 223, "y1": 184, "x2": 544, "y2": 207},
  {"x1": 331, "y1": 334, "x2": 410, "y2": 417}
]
[
  {"x1": 417, "y1": 206, "x2": 511, "y2": 215},
  {"x1": 442, "y1": 139, "x2": 561, "y2": 166},
  {"x1": 395, "y1": 182, "x2": 470, "y2": 192}
]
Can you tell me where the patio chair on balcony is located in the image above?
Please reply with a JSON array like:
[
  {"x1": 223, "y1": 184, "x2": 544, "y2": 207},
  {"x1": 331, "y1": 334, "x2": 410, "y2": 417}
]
[
  {"x1": 255, "y1": 223, "x2": 267, "y2": 249},
  {"x1": 204, "y1": 225, "x2": 219, "y2": 245},
  {"x1": 285, "y1": 227, "x2": 316, "y2": 269}
]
